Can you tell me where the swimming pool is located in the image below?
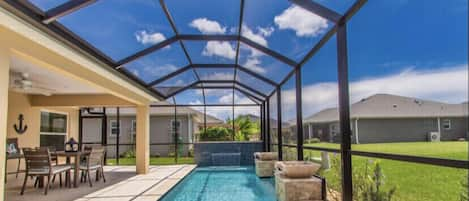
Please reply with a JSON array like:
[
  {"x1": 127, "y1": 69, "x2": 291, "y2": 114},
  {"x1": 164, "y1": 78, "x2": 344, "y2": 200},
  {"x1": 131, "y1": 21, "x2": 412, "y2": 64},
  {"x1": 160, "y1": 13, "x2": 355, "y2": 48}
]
[{"x1": 160, "y1": 166, "x2": 277, "y2": 201}]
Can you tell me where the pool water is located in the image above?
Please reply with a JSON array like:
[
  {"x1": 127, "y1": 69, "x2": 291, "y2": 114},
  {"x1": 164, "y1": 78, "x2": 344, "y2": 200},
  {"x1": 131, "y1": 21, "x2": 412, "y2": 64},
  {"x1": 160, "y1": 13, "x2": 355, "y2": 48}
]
[{"x1": 160, "y1": 166, "x2": 277, "y2": 201}]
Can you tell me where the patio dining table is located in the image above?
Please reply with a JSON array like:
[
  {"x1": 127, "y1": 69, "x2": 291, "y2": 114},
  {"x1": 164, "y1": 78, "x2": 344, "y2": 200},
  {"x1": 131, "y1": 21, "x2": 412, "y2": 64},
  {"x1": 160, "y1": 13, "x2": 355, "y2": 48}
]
[{"x1": 54, "y1": 151, "x2": 90, "y2": 188}]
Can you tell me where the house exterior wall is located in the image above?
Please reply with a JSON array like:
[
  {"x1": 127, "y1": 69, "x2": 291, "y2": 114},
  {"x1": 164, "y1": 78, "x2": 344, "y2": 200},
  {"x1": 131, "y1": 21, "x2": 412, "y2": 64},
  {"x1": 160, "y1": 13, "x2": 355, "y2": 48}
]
[
  {"x1": 303, "y1": 117, "x2": 467, "y2": 144},
  {"x1": 6, "y1": 92, "x2": 79, "y2": 173},
  {"x1": 439, "y1": 117, "x2": 468, "y2": 141},
  {"x1": 356, "y1": 118, "x2": 438, "y2": 143},
  {"x1": 82, "y1": 115, "x2": 195, "y2": 158}
]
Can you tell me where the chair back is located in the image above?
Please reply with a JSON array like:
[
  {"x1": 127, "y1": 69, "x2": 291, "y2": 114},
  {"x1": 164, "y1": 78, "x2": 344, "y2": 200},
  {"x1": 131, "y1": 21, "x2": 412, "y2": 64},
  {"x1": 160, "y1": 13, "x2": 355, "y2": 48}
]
[
  {"x1": 6, "y1": 138, "x2": 19, "y2": 155},
  {"x1": 87, "y1": 147, "x2": 105, "y2": 167},
  {"x1": 23, "y1": 147, "x2": 52, "y2": 172}
]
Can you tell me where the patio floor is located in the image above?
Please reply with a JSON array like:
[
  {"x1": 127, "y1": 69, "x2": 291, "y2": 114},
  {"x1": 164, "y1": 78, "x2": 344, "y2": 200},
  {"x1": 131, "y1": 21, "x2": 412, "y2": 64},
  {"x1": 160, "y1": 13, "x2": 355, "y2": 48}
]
[{"x1": 5, "y1": 165, "x2": 196, "y2": 201}]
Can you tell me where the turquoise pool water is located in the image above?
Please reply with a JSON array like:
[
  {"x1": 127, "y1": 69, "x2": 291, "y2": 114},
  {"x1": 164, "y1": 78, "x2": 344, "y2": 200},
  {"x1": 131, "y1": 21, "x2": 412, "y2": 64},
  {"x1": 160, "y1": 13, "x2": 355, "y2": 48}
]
[{"x1": 160, "y1": 166, "x2": 277, "y2": 201}]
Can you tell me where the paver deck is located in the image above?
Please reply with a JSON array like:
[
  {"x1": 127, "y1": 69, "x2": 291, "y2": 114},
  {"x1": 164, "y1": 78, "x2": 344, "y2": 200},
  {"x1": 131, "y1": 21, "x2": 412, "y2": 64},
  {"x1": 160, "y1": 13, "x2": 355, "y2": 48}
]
[{"x1": 5, "y1": 165, "x2": 196, "y2": 201}]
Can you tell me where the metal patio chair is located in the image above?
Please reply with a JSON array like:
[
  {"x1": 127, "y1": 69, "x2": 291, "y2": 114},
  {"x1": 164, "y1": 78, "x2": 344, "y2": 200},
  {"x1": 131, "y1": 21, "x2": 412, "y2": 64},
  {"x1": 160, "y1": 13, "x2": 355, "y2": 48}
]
[
  {"x1": 21, "y1": 147, "x2": 72, "y2": 195},
  {"x1": 80, "y1": 146, "x2": 106, "y2": 187}
]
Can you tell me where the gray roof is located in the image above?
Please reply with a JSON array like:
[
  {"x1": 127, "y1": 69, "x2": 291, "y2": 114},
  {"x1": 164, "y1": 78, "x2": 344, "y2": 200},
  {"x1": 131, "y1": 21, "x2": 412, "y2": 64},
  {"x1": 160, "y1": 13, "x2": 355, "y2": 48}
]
[{"x1": 304, "y1": 94, "x2": 468, "y2": 123}]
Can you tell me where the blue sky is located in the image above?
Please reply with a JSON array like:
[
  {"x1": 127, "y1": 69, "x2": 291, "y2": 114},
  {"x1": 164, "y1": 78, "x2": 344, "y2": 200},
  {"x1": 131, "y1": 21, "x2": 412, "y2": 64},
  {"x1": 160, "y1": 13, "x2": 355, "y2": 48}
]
[{"x1": 30, "y1": 0, "x2": 468, "y2": 121}]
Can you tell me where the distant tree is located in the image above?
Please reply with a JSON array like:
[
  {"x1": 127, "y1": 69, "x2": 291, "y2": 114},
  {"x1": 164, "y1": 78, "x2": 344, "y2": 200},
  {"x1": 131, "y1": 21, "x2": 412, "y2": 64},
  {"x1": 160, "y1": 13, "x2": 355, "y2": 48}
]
[
  {"x1": 228, "y1": 116, "x2": 260, "y2": 141},
  {"x1": 198, "y1": 127, "x2": 232, "y2": 141}
]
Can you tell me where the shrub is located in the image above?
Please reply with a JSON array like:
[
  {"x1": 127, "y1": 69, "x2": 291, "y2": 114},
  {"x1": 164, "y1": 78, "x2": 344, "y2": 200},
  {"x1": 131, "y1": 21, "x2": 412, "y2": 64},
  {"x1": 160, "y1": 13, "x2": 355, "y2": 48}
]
[
  {"x1": 306, "y1": 138, "x2": 321, "y2": 144},
  {"x1": 151, "y1": 152, "x2": 160, "y2": 158},
  {"x1": 188, "y1": 148, "x2": 194, "y2": 157},
  {"x1": 198, "y1": 127, "x2": 232, "y2": 141},
  {"x1": 323, "y1": 155, "x2": 397, "y2": 201},
  {"x1": 360, "y1": 161, "x2": 397, "y2": 201},
  {"x1": 121, "y1": 150, "x2": 135, "y2": 158},
  {"x1": 168, "y1": 152, "x2": 175, "y2": 157}
]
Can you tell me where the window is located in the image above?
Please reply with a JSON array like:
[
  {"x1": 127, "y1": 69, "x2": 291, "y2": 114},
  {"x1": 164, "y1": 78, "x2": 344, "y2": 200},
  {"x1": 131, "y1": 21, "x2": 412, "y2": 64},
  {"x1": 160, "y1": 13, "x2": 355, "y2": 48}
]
[
  {"x1": 40, "y1": 111, "x2": 67, "y2": 151},
  {"x1": 442, "y1": 119, "x2": 451, "y2": 130},
  {"x1": 110, "y1": 120, "x2": 122, "y2": 136}
]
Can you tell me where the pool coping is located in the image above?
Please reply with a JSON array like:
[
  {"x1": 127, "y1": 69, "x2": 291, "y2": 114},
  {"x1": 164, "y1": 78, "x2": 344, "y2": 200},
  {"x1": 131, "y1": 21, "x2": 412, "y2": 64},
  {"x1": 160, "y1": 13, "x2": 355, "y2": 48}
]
[{"x1": 156, "y1": 165, "x2": 198, "y2": 200}]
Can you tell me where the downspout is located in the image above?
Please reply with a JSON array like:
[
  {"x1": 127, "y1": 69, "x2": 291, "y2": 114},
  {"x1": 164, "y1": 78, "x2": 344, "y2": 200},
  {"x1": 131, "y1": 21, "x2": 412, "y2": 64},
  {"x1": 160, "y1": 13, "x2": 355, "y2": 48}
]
[
  {"x1": 437, "y1": 117, "x2": 441, "y2": 134},
  {"x1": 355, "y1": 118, "x2": 359, "y2": 144}
]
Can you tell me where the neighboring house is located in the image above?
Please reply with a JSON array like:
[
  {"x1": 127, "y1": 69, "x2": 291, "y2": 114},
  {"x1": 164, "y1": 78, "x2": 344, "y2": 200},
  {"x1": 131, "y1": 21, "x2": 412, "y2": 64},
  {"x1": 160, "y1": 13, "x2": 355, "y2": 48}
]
[
  {"x1": 303, "y1": 94, "x2": 468, "y2": 144},
  {"x1": 82, "y1": 107, "x2": 223, "y2": 157}
]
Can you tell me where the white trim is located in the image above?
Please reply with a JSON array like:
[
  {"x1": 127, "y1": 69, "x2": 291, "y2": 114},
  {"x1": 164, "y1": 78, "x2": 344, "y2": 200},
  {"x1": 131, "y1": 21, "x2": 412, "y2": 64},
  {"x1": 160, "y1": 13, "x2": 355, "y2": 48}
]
[
  {"x1": 109, "y1": 120, "x2": 122, "y2": 137},
  {"x1": 355, "y1": 118, "x2": 360, "y2": 144},
  {"x1": 40, "y1": 109, "x2": 68, "y2": 115},
  {"x1": 40, "y1": 132, "x2": 67, "y2": 136},
  {"x1": 39, "y1": 110, "x2": 68, "y2": 136},
  {"x1": 308, "y1": 124, "x2": 313, "y2": 139}
]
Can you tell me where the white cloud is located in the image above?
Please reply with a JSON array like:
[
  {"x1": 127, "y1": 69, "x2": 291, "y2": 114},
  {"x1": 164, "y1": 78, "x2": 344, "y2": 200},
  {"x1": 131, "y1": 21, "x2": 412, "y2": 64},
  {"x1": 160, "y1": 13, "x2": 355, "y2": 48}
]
[
  {"x1": 274, "y1": 5, "x2": 329, "y2": 37},
  {"x1": 282, "y1": 65, "x2": 468, "y2": 119},
  {"x1": 200, "y1": 72, "x2": 234, "y2": 80},
  {"x1": 189, "y1": 18, "x2": 226, "y2": 34},
  {"x1": 135, "y1": 30, "x2": 166, "y2": 45},
  {"x1": 171, "y1": 79, "x2": 186, "y2": 86},
  {"x1": 242, "y1": 25, "x2": 268, "y2": 47},
  {"x1": 202, "y1": 41, "x2": 236, "y2": 60},
  {"x1": 240, "y1": 25, "x2": 275, "y2": 73},
  {"x1": 144, "y1": 64, "x2": 178, "y2": 77},
  {"x1": 243, "y1": 57, "x2": 267, "y2": 74},
  {"x1": 189, "y1": 99, "x2": 203, "y2": 105},
  {"x1": 258, "y1": 26, "x2": 275, "y2": 37}
]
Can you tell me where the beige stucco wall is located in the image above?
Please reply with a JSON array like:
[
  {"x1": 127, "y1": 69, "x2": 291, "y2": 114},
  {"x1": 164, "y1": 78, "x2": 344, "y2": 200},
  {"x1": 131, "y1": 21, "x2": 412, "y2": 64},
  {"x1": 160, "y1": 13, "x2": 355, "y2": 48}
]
[{"x1": 6, "y1": 91, "x2": 79, "y2": 173}]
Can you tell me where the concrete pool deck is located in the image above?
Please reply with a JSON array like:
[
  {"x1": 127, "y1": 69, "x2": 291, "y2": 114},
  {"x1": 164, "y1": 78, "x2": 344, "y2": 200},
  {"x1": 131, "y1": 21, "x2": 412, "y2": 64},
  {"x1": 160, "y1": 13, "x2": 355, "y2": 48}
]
[{"x1": 5, "y1": 165, "x2": 196, "y2": 201}]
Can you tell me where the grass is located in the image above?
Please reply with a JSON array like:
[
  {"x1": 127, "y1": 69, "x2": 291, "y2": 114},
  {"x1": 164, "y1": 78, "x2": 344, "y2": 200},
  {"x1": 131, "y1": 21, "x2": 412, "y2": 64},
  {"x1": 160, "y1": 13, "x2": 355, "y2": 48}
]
[
  {"x1": 106, "y1": 157, "x2": 195, "y2": 166},
  {"x1": 303, "y1": 141, "x2": 468, "y2": 201}
]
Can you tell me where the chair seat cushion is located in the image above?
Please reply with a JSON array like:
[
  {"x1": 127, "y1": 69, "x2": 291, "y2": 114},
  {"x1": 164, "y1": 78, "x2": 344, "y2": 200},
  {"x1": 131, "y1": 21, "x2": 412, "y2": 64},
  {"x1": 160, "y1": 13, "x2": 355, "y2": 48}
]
[
  {"x1": 79, "y1": 164, "x2": 101, "y2": 170},
  {"x1": 29, "y1": 165, "x2": 72, "y2": 174}
]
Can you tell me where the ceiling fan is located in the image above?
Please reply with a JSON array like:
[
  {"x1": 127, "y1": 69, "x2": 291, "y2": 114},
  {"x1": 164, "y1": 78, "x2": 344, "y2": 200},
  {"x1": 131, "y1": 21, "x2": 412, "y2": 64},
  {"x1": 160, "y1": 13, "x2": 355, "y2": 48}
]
[{"x1": 9, "y1": 71, "x2": 55, "y2": 96}]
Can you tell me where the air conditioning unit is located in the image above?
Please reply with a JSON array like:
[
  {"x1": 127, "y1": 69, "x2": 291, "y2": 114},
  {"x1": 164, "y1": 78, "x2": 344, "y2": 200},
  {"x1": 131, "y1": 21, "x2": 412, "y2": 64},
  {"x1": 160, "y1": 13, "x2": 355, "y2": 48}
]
[{"x1": 428, "y1": 132, "x2": 440, "y2": 142}]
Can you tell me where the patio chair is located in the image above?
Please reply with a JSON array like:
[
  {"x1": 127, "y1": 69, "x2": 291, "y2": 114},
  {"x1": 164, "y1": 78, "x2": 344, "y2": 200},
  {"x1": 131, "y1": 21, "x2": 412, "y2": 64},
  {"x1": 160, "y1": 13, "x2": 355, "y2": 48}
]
[
  {"x1": 5, "y1": 138, "x2": 23, "y2": 182},
  {"x1": 33, "y1": 146, "x2": 64, "y2": 188},
  {"x1": 21, "y1": 147, "x2": 72, "y2": 195},
  {"x1": 80, "y1": 146, "x2": 106, "y2": 187}
]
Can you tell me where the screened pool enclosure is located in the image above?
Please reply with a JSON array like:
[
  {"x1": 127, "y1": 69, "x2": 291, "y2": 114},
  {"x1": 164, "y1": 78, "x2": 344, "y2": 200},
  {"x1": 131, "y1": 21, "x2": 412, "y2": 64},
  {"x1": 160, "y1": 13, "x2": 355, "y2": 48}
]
[{"x1": 3, "y1": 0, "x2": 468, "y2": 200}]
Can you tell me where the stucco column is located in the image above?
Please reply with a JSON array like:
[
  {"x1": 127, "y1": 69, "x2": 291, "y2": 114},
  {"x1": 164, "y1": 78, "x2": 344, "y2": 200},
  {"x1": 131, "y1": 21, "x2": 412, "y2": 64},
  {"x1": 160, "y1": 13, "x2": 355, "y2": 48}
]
[
  {"x1": 136, "y1": 105, "x2": 150, "y2": 174},
  {"x1": 0, "y1": 48, "x2": 10, "y2": 199}
]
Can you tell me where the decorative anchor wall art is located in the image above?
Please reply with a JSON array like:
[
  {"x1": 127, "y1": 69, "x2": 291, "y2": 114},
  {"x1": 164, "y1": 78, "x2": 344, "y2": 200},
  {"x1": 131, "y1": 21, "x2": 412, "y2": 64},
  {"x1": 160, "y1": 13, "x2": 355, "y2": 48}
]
[{"x1": 13, "y1": 114, "x2": 28, "y2": 134}]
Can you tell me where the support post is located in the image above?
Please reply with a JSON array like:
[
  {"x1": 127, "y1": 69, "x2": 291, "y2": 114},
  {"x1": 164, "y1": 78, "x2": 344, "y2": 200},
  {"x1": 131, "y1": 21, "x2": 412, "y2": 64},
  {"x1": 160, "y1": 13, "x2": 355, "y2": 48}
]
[
  {"x1": 102, "y1": 107, "x2": 108, "y2": 164},
  {"x1": 0, "y1": 48, "x2": 10, "y2": 197},
  {"x1": 295, "y1": 69, "x2": 304, "y2": 160},
  {"x1": 277, "y1": 88, "x2": 283, "y2": 161},
  {"x1": 337, "y1": 22, "x2": 353, "y2": 201},
  {"x1": 232, "y1": 89, "x2": 235, "y2": 141},
  {"x1": 136, "y1": 105, "x2": 150, "y2": 174},
  {"x1": 116, "y1": 107, "x2": 120, "y2": 165},
  {"x1": 260, "y1": 102, "x2": 265, "y2": 150},
  {"x1": 173, "y1": 97, "x2": 178, "y2": 164},
  {"x1": 78, "y1": 108, "x2": 83, "y2": 151},
  {"x1": 266, "y1": 99, "x2": 271, "y2": 152}
]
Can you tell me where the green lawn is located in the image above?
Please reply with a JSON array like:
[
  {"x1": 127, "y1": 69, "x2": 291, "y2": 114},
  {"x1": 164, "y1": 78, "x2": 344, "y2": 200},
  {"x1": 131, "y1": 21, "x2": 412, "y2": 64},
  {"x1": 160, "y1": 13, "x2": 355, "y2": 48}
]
[
  {"x1": 304, "y1": 141, "x2": 468, "y2": 201},
  {"x1": 107, "y1": 157, "x2": 195, "y2": 166}
]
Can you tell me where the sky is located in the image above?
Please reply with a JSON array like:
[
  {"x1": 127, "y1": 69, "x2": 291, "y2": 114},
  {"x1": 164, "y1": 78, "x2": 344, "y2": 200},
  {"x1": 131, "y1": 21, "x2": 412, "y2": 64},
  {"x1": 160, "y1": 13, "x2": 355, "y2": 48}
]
[{"x1": 30, "y1": 0, "x2": 468, "y2": 122}]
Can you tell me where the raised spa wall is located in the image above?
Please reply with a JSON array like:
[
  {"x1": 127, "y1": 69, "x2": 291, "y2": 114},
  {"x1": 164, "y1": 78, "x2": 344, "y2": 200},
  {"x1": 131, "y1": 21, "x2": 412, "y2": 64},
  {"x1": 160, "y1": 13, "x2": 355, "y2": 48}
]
[{"x1": 194, "y1": 141, "x2": 264, "y2": 166}]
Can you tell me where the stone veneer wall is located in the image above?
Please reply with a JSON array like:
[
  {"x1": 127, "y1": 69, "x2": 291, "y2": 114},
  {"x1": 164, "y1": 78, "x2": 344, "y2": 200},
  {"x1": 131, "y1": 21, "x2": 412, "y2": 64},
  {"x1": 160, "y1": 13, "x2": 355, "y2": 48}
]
[{"x1": 194, "y1": 141, "x2": 264, "y2": 166}]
